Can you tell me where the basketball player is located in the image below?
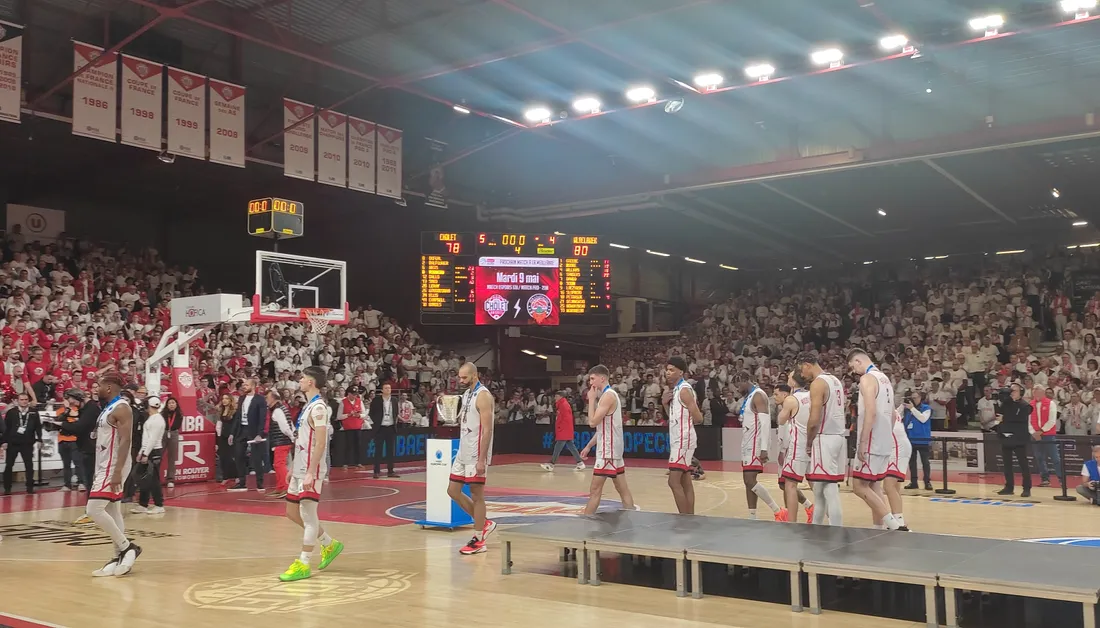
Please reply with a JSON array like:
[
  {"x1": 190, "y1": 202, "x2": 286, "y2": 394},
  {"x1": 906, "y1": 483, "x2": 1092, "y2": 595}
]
[
  {"x1": 662, "y1": 357, "x2": 702, "y2": 514},
  {"x1": 87, "y1": 373, "x2": 142, "y2": 577},
  {"x1": 882, "y1": 407, "x2": 911, "y2": 531},
  {"x1": 279, "y1": 366, "x2": 344, "y2": 582},
  {"x1": 846, "y1": 349, "x2": 902, "y2": 530},
  {"x1": 774, "y1": 376, "x2": 814, "y2": 523},
  {"x1": 581, "y1": 365, "x2": 637, "y2": 514},
  {"x1": 447, "y1": 362, "x2": 497, "y2": 555},
  {"x1": 800, "y1": 353, "x2": 846, "y2": 526},
  {"x1": 735, "y1": 373, "x2": 785, "y2": 520}
]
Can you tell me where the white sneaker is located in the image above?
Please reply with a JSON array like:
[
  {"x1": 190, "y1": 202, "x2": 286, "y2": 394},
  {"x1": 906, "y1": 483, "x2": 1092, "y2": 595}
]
[
  {"x1": 146, "y1": 506, "x2": 165, "y2": 514},
  {"x1": 93, "y1": 556, "x2": 120, "y2": 577},
  {"x1": 78, "y1": 484, "x2": 86, "y2": 491},
  {"x1": 540, "y1": 463, "x2": 554, "y2": 472},
  {"x1": 60, "y1": 486, "x2": 72, "y2": 492},
  {"x1": 167, "y1": 482, "x2": 175, "y2": 489},
  {"x1": 574, "y1": 462, "x2": 586, "y2": 471},
  {"x1": 114, "y1": 543, "x2": 142, "y2": 576},
  {"x1": 130, "y1": 505, "x2": 148, "y2": 515}
]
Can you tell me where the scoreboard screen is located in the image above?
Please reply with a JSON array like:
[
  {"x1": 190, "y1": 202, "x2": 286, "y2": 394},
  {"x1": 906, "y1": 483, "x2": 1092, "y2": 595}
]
[{"x1": 420, "y1": 232, "x2": 612, "y2": 325}]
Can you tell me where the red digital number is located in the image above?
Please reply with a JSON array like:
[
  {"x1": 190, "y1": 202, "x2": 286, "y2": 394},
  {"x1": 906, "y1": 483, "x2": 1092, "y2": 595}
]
[{"x1": 478, "y1": 233, "x2": 487, "y2": 244}]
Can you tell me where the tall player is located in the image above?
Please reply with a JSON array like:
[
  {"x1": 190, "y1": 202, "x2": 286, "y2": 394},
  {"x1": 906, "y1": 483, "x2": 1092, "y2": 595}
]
[
  {"x1": 846, "y1": 349, "x2": 902, "y2": 530},
  {"x1": 882, "y1": 407, "x2": 911, "y2": 530},
  {"x1": 774, "y1": 376, "x2": 814, "y2": 523},
  {"x1": 800, "y1": 353, "x2": 846, "y2": 526},
  {"x1": 662, "y1": 357, "x2": 702, "y2": 514},
  {"x1": 447, "y1": 362, "x2": 496, "y2": 555},
  {"x1": 735, "y1": 373, "x2": 785, "y2": 520},
  {"x1": 581, "y1": 365, "x2": 637, "y2": 514},
  {"x1": 279, "y1": 366, "x2": 344, "y2": 582},
  {"x1": 87, "y1": 373, "x2": 142, "y2": 577}
]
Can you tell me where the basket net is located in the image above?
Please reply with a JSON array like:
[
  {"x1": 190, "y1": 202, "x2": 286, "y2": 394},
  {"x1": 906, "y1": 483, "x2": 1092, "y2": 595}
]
[{"x1": 301, "y1": 308, "x2": 331, "y2": 334}]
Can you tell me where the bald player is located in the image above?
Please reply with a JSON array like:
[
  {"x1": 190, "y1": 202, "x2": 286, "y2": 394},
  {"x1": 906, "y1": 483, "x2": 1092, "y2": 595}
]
[
  {"x1": 662, "y1": 357, "x2": 702, "y2": 514},
  {"x1": 847, "y1": 348, "x2": 903, "y2": 530},
  {"x1": 88, "y1": 373, "x2": 141, "y2": 577},
  {"x1": 774, "y1": 373, "x2": 815, "y2": 523},
  {"x1": 799, "y1": 352, "x2": 846, "y2": 526},
  {"x1": 447, "y1": 362, "x2": 497, "y2": 555},
  {"x1": 581, "y1": 364, "x2": 637, "y2": 514}
]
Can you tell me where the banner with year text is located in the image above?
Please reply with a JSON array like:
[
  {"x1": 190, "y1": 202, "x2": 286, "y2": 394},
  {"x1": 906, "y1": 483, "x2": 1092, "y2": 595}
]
[
  {"x1": 376, "y1": 124, "x2": 403, "y2": 199},
  {"x1": 120, "y1": 54, "x2": 162, "y2": 151},
  {"x1": 283, "y1": 98, "x2": 315, "y2": 181},
  {"x1": 0, "y1": 21, "x2": 24, "y2": 124},
  {"x1": 208, "y1": 79, "x2": 245, "y2": 167},
  {"x1": 166, "y1": 67, "x2": 205, "y2": 159},
  {"x1": 317, "y1": 110, "x2": 347, "y2": 187},
  {"x1": 347, "y1": 117, "x2": 376, "y2": 194},
  {"x1": 72, "y1": 41, "x2": 118, "y2": 142}
]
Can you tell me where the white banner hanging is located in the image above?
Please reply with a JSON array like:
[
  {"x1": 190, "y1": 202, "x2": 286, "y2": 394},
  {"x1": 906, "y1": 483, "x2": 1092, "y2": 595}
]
[
  {"x1": 0, "y1": 20, "x2": 24, "y2": 124},
  {"x1": 283, "y1": 98, "x2": 315, "y2": 181},
  {"x1": 166, "y1": 67, "x2": 205, "y2": 160},
  {"x1": 208, "y1": 79, "x2": 245, "y2": 167},
  {"x1": 120, "y1": 54, "x2": 163, "y2": 151},
  {"x1": 347, "y1": 117, "x2": 376, "y2": 194},
  {"x1": 376, "y1": 124, "x2": 403, "y2": 199},
  {"x1": 317, "y1": 110, "x2": 347, "y2": 187},
  {"x1": 72, "y1": 41, "x2": 118, "y2": 142}
]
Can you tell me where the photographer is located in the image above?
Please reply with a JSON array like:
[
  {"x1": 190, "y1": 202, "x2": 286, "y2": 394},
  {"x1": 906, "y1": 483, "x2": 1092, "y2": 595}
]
[
  {"x1": 1076, "y1": 445, "x2": 1100, "y2": 505},
  {"x1": 902, "y1": 391, "x2": 933, "y2": 490},
  {"x1": 995, "y1": 383, "x2": 1033, "y2": 497}
]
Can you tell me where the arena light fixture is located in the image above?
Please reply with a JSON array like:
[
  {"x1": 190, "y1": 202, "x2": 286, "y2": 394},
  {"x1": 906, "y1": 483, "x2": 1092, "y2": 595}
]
[
  {"x1": 877, "y1": 208, "x2": 887, "y2": 216},
  {"x1": 626, "y1": 86, "x2": 656, "y2": 103},
  {"x1": 1081, "y1": 243, "x2": 1100, "y2": 248},
  {"x1": 646, "y1": 249, "x2": 670, "y2": 257},
  {"x1": 521, "y1": 349, "x2": 536, "y2": 355},
  {"x1": 684, "y1": 257, "x2": 706, "y2": 264},
  {"x1": 1052, "y1": 188, "x2": 1061, "y2": 198},
  {"x1": 693, "y1": 72, "x2": 724, "y2": 90},
  {"x1": 863, "y1": 260, "x2": 875, "y2": 265},
  {"x1": 572, "y1": 96, "x2": 601, "y2": 114},
  {"x1": 1074, "y1": 221, "x2": 1089, "y2": 226},
  {"x1": 811, "y1": 48, "x2": 844, "y2": 68},
  {"x1": 719, "y1": 264, "x2": 739, "y2": 270},
  {"x1": 880, "y1": 34, "x2": 909, "y2": 50},
  {"x1": 609, "y1": 243, "x2": 630, "y2": 249},
  {"x1": 535, "y1": 354, "x2": 548, "y2": 360},
  {"x1": 452, "y1": 104, "x2": 471, "y2": 115},
  {"x1": 1062, "y1": 0, "x2": 1097, "y2": 18},
  {"x1": 745, "y1": 63, "x2": 776, "y2": 81},
  {"x1": 523, "y1": 106, "x2": 552, "y2": 123},
  {"x1": 553, "y1": 231, "x2": 565, "y2": 236},
  {"x1": 996, "y1": 249, "x2": 1025, "y2": 255},
  {"x1": 803, "y1": 266, "x2": 813, "y2": 269},
  {"x1": 1067, "y1": 245, "x2": 1080, "y2": 249},
  {"x1": 969, "y1": 14, "x2": 1004, "y2": 36}
]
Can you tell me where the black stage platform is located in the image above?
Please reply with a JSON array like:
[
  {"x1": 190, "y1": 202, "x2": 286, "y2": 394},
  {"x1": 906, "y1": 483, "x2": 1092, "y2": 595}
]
[{"x1": 499, "y1": 511, "x2": 1099, "y2": 628}]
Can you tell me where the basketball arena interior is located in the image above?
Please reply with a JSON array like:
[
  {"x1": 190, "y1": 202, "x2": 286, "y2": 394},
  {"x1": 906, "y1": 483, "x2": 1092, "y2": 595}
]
[{"x1": 1, "y1": 0, "x2": 1100, "y2": 627}]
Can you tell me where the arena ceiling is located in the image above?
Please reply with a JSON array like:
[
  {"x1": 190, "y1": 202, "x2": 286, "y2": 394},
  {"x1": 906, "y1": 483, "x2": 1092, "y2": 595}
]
[{"x1": 3, "y1": 0, "x2": 1100, "y2": 267}]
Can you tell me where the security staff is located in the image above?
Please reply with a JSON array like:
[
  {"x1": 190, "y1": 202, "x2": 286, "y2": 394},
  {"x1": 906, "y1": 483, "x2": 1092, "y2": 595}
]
[{"x1": 995, "y1": 383, "x2": 1033, "y2": 498}]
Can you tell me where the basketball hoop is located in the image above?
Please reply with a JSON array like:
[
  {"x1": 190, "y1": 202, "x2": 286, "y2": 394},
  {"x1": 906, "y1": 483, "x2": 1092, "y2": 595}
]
[{"x1": 301, "y1": 308, "x2": 330, "y2": 334}]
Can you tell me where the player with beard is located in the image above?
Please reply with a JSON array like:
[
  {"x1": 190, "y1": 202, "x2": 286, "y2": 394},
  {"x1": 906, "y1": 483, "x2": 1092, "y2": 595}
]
[
  {"x1": 447, "y1": 362, "x2": 497, "y2": 555},
  {"x1": 662, "y1": 357, "x2": 703, "y2": 514},
  {"x1": 799, "y1": 353, "x2": 847, "y2": 526},
  {"x1": 735, "y1": 373, "x2": 785, "y2": 520},
  {"x1": 774, "y1": 374, "x2": 815, "y2": 523}
]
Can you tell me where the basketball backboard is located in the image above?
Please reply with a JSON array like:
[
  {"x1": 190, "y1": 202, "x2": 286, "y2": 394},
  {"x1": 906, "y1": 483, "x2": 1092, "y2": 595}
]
[{"x1": 252, "y1": 250, "x2": 348, "y2": 325}]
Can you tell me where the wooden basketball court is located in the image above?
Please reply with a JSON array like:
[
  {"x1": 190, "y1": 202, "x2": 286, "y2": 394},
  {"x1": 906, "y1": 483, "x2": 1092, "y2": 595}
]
[{"x1": 2, "y1": 456, "x2": 1096, "y2": 628}]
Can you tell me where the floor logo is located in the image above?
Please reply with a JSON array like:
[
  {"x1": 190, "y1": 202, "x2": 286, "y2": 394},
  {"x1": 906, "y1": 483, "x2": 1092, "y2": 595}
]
[
  {"x1": 929, "y1": 498, "x2": 1034, "y2": 508},
  {"x1": 387, "y1": 494, "x2": 622, "y2": 524},
  {"x1": 185, "y1": 570, "x2": 415, "y2": 614},
  {"x1": 1023, "y1": 537, "x2": 1100, "y2": 547}
]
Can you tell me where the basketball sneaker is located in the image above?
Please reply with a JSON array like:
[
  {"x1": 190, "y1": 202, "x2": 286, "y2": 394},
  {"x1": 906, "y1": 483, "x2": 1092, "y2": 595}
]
[
  {"x1": 540, "y1": 463, "x2": 554, "y2": 472},
  {"x1": 805, "y1": 504, "x2": 815, "y2": 523},
  {"x1": 482, "y1": 520, "x2": 498, "y2": 541},
  {"x1": 773, "y1": 508, "x2": 789, "y2": 522},
  {"x1": 279, "y1": 559, "x2": 312, "y2": 582},
  {"x1": 92, "y1": 554, "x2": 120, "y2": 577},
  {"x1": 319, "y1": 539, "x2": 344, "y2": 570},
  {"x1": 114, "y1": 542, "x2": 142, "y2": 576},
  {"x1": 574, "y1": 462, "x2": 586, "y2": 471},
  {"x1": 147, "y1": 506, "x2": 166, "y2": 515},
  {"x1": 459, "y1": 537, "x2": 486, "y2": 555},
  {"x1": 73, "y1": 514, "x2": 94, "y2": 525}
]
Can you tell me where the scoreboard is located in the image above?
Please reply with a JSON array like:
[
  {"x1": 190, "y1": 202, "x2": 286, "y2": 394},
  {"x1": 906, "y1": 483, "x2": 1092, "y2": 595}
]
[{"x1": 421, "y1": 232, "x2": 612, "y2": 325}]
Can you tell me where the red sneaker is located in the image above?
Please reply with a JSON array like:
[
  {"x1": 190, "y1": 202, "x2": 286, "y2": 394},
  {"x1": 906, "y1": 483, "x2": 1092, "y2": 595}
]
[
  {"x1": 482, "y1": 520, "x2": 498, "y2": 541},
  {"x1": 773, "y1": 508, "x2": 789, "y2": 522},
  {"x1": 459, "y1": 536, "x2": 486, "y2": 555},
  {"x1": 805, "y1": 504, "x2": 815, "y2": 523}
]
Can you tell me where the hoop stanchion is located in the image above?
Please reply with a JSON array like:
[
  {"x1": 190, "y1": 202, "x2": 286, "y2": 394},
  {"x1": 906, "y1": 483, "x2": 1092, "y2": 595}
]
[
  {"x1": 934, "y1": 438, "x2": 956, "y2": 495},
  {"x1": 1053, "y1": 440, "x2": 1077, "y2": 502}
]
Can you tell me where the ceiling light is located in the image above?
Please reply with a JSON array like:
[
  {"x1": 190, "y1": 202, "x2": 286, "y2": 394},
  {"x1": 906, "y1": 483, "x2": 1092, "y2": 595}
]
[
  {"x1": 646, "y1": 249, "x2": 670, "y2": 257},
  {"x1": 553, "y1": 231, "x2": 565, "y2": 235},
  {"x1": 926, "y1": 88, "x2": 933, "y2": 93},
  {"x1": 523, "y1": 106, "x2": 552, "y2": 123},
  {"x1": 684, "y1": 257, "x2": 706, "y2": 264},
  {"x1": 719, "y1": 264, "x2": 739, "y2": 271},
  {"x1": 626, "y1": 86, "x2": 656, "y2": 103},
  {"x1": 693, "y1": 72, "x2": 723, "y2": 90},
  {"x1": 923, "y1": 256, "x2": 936, "y2": 260},
  {"x1": 1067, "y1": 245, "x2": 1080, "y2": 249},
  {"x1": 880, "y1": 34, "x2": 909, "y2": 50},
  {"x1": 1062, "y1": 0, "x2": 1097, "y2": 18},
  {"x1": 969, "y1": 14, "x2": 1004, "y2": 35},
  {"x1": 877, "y1": 208, "x2": 887, "y2": 216},
  {"x1": 1052, "y1": 188, "x2": 1061, "y2": 198},
  {"x1": 521, "y1": 349, "x2": 536, "y2": 355},
  {"x1": 572, "y1": 96, "x2": 601, "y2": 114},
  {"x1": 1074, "y1": 220, "x2": 1089, "y2": 227},
  {"x1": 934, "y1": 255, "x2": 948, "y2": 260},
  {"x1": 1080, "y1": 243, "x2": 1100, "y2": 248},
  {"x1": 811, "y1": 48, "x2": 844, "y2": 68},
  {"x1": 535, "y1": 354, "x2": 548, "y2": 360},
  {"x1": 995, "y1": 249, "x2": 1025, "y2": 255},
  {"x1": 609, "y1": 243, "x2": 630, "y2": 249},
  {"x1": 452, "y1": 104, "x2": 471, "y2": 115},
  {"x1": 863, "y1": 261, "x2": 875, "y2": 265},
  {"x1": 554, "y1": 345, "x2": 560, "y2": 349},
  {"x1": 803, "y1": 266, "x2": 812, "y2": 270},
  {"x1": 745, "y1": 63, "x2": 775, "y2": 81}
]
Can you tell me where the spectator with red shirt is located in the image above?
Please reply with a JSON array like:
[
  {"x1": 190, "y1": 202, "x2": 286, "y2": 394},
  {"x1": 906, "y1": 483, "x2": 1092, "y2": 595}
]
[{"x1": 540, "y1": 390, "x2": 585, "y2": 472}]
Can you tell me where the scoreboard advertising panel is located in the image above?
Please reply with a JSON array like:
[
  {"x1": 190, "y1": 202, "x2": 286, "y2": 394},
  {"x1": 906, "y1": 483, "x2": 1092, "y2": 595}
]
[{"x1": 421, "y1": 232, "x2": 611, "y2": 326}]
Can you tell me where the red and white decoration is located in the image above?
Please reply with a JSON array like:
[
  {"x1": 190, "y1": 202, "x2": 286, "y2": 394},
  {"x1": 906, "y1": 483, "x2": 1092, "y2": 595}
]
[
  {"x1": 283, "y1": 98, "x2": 315, "y2": 181},
  {"x1": 376, "y1": 124, "x2": 403, "y2": 199},
  {"x1": 348, "y1": 117, "x2": 377, "y2": 194},
  {"x1": 317, "y1": 109, "x2": 347, "y2": 187},
  {"x1": 208, "y1": 79, "x2": 245, "y2": 167},
  {"x1": 72, "y1": 41, "x2": 118, "y2": 143},
  {"x1": 167, "y1": 67, "x2": 206, "y2": 160},
  {"x1": 120, "y1": 54, "x2": 163, "y2": 151},
  {"x1": 0, "y1": 20, "x2": 24, "y2": 124}
]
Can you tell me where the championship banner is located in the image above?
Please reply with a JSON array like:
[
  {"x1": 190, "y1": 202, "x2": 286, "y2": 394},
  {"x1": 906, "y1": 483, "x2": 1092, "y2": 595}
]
[
  {"x1": 72, "y1": 41, "x2": 118, "y2": 142},
  {"x1": 208, "y1": 79, "x2": 245, "y2": 167},
  {"x1": 348, "y1": 117, "x2": 376, "y2": 194},
  {"x1": 376, "y1": 124, "x2": 403, "y2": 199},
  {"x1": 283, "y1": 98, "x2": 315, "y2": 181},
  {"x1": 424, "y1": 137, "x2": 448, "y2": 209},
  {"x1": 166, "y1": 67, "x2": 205, "y2": 159},
  {"x1": 0, "y1": 21, "x2": 24, "y2": 124},
  {"x1": 120, "y1": 54, "x2": 163, "y2": 151},
  {"x1": 316, "y1": 109, "x2": 347, "y2": 187}
]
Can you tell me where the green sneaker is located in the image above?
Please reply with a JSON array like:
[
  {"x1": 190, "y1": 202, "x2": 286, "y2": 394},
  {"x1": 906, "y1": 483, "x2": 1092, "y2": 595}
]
[
  {"x1": 319, "y1": 539, "x2": 344, "y2": 570},
  {"x1": 279, "y1": 559, "x2": 311, "y2": 582}
]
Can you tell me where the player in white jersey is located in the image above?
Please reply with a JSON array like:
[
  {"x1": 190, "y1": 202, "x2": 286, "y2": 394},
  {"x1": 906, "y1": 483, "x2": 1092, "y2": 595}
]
[
  {"x1": 447, "y1": 362, "x2": 497, "y2": 555},
  {"x1": 881, "y1": 408, "x2": 911, "y2": 531},
  {"x1": 280, "y1": 366, "x2": 344, "y2": 582},
  {"x1": 799, "y1": 353, "x2": 847, "y2": 526},
  {"x1": 734, "y1": 372, "x2": 785, "y2": 520},
  {"x1": 87, "y1": 374, "x2": 142, "y2": 577},
  {"x1": 662, "y1": 357, "x2": 703, "y2": 514},
  {"x1": 774, "y1": 374, "x2": 815, "y2": 523},
  {"x1": 580, "y1": 365, "x2": 637, "y2": 514},
  {"x1": 847, "y1": 349, "x2": 903, "y2": 530}
]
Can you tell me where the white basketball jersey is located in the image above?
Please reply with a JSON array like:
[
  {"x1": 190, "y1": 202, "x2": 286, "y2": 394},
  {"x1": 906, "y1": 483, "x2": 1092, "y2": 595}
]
[
  {"x1": 595, "y1": 385, "x2": 624, "y2": 460},
  {"x1": 815, "y1": 372, "x2": 847, "y2": 435},
  {"x1": 857, "y1": 366, "x2": 896, "y2": 456},
  {"x1": 293, "y1": 395, "x2": 331, "y2": 478},
  {"x1": 458, "y1": 382, "x2": 494, "y2": 465},
  {"x1": 668, "y1": 379, "x2": 697, "y2": 447},
  {"x1": 94, "y1": 395, "x2": 131, "y2": 474},
  {"x1": 741, "y1": 386, "x2": 769, "y2": 449}
]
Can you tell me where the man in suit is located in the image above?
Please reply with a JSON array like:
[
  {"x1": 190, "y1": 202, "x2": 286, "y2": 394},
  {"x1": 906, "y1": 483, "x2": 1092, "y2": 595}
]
[
  {"x1": 2, "y1": 392, "x2": 43, "y2": 495},
  {"x1": 369, "y1": 381, "x2": 401, "y2": 479},
  {"x1": 230, "y1": 379, "x2": 269, "y2": 492},
  {"x1": 995, "y1": 383, "x2": 1032, "y2": 497},
  {"x1": 694, "y1": 369, "x2": 719, "y2": 404}
]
